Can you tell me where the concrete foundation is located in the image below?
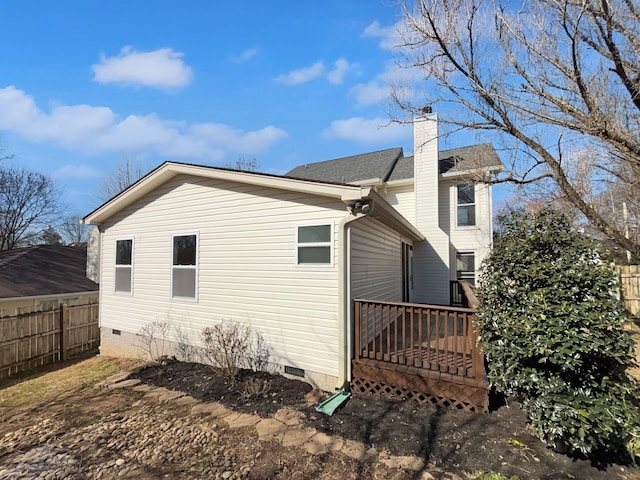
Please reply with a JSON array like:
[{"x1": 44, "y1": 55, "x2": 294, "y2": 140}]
[{"x1": 99, "y1": 327, "x2": 339, "y2": 392}]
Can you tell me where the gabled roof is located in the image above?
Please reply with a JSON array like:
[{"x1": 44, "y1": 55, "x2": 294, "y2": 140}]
[
  {"x1": 0, "y1": 245, "x2": 98, "y2": 299},
  {"x1": 84, "y1": 161, "x2": 374, "y2": 226},
  {"x1": 286, "y1": 143, "x2": 502, "y2": 184},
  {"x1": 437, "y1": 143, "x2": 503, "y2": 177},
  {"x1": 83, "y1": 161, "x2": 424, "y2": 241}
]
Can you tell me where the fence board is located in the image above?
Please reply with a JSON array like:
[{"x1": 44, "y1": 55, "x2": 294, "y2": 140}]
[
  {"x1": 619, "y1": 266, "x2": 640, "y2": 319},
  {"x1": 0, "y1": 302, "x2": 99, "y2": 380}
]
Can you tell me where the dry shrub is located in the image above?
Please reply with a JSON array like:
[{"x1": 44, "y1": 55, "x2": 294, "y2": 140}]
[
  {"x1": 201, "y1": 320, "x2": 271, "y2": 382},
  {"x1": 137, "y1": 320, "x2": 170, "y2": 361},
  {"x1": 240, "y1": 377, "x2": 270, "y2": 401}
]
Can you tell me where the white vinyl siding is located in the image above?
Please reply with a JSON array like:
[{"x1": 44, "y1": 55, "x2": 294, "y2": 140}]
[
  {"x1": 350, "y1": 218, "x2": 403, "y2": 302},
  {"x1": 350, "y1": 218, "x2": 404, "y2": 363},
  {"x1": 114, "y1": 238, "x2": 133, "y2": 294},
  {"x1": 382, "y1": 183, "x2": 416, "y2": 226},
  {"x1": 447, "y1": 181, "x2": 493, "y2": 283},
  {"x1": 99, "y1": 174, "x2": 346, "y2": 377}
]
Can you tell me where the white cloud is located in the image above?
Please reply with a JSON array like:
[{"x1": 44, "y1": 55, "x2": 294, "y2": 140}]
[
  {"x1": 327, "y1": 58, "x2": 354, "y2": 85},
  {"x1": 276, "y1": 61, "x2": 324, "y2": 85},
  {"x1": 52, "y1": 164, "x2": 102, "y2": 181},
  {"x1": 350, "y1": 62, "x2": 418, "y2": 106},
  {"x1": 232, "y1": 47, "x2": 260, "y2": 63},
  {"x1": 190, "y1": 123, "x2": 288, "y2": 154},
  {"x1": 323, "y1": 117, "x2": 412, "y2": 144},
  {"x1": 92, "y1": 46, "x2": 193, "y2": 90},
  {"x1": 350, "y1": 81, "x2": 388, "y2": 106},
  {"x1": 0, "y1": 86, "x2": 288, "y2": 160},
  {"x1": 362, "y1": 20, "x2": 403, "y2": 51}
]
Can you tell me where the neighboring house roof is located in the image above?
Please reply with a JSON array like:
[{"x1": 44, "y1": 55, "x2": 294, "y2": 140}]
[
  {"x1": 83, "y1": 161, "x2": 424, "y2": 241},
  {"x1": 286, "y1": 143, "x2": 502, "y2": 184},
  {"x1": 0, "y1": 245, "x2": 98, "y2": 299}
]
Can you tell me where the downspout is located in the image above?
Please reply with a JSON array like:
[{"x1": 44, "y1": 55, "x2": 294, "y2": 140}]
[{"x1": 336, "y1": 201, "x2": 374, "y2": 390}]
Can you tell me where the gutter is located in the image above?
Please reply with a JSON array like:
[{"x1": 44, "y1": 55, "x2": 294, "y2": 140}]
[{"x1": 336, "y1": 200, "x2": 374, "y2": 390}]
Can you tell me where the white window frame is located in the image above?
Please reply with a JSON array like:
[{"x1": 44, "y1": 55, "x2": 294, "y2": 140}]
[
  {"x1": 296, "y1": 223, "x2": 334, "y2": 267},
  {"x1": 456, "y1": 183, "x2": 477, "y2": 228},
  {"x1": 171, "y1": 232, "x2": 199, "y2": 301},
  {"x1": 456, "y1": 251, "x2": 476, "y2": 286},
  {"x1": 114, "y1": 238, "x2": 134, "y2": 294}
]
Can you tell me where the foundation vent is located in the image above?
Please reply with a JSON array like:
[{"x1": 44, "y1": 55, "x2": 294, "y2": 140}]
[{"x1": 284, "y1": 366, "x2": 305, "y2": 377}]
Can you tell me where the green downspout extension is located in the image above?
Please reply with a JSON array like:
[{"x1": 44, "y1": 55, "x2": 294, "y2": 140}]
[{"x1": 336, "y1": 203, "x2": 373, "y2": 390}]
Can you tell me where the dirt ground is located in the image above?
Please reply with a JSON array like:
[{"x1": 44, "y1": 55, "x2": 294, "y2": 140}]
[
  {"x1": 134, "y1": 360, "x2": 639, "y2": 480},
  {"x1": 0, "y1": 356, "x2": 638, "y2": 480}
]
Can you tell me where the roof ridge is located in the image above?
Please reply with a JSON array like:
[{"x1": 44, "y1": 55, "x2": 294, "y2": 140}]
[
  {"x1": 381, "y1": 148, "x2": 404, "y2": 183},
  {"x1": 294, "y1": 147, "x2": 403, "y2": 169}
]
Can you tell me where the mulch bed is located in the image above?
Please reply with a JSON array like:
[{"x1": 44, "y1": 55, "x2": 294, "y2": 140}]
[{"x1": 132, "y1": 361, "x2": 635, "y2": 479}]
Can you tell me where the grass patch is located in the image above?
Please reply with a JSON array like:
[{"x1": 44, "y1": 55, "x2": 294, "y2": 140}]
[{"x1": 0, "y1": 356, "x2": 143, "y2": 416}]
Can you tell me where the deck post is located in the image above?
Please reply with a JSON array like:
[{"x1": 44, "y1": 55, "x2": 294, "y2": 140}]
[{"x1": 354, "y1": 300, "x2": 361, "y2": 361}]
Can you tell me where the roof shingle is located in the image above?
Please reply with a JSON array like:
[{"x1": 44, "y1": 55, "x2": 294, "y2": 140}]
[
  {"x1": 0, "y1": 245, "x2": 98, "y2": 299},
  {"x1": 286, "y1": 143, "x2": 502, "y2": 184}
]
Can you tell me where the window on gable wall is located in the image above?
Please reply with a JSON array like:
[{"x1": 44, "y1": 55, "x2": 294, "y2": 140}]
[
  {"x1": 172, "y1": 234, "x2": 198, "y2": 299},
  {"x1": 297, "y1": 224, "x2": 332, "y2": 265},
  {"x1": 457, "y1": 184, "x2": 476, "y2": 227},
  {"x1": 115, "y1": 239, "x2": 133, "y2": 293}
]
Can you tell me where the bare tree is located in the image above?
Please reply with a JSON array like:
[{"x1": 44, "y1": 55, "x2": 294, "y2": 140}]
[
  {"x1": 39, "y1": 226, "x2": 63, "y2": 245},
  {"x1": 392, "y1": 0, "x2": 640, "y2": 256},
  {"x1": 0, "y1": 167, "x2": 61, "y2": 250},
  {"x1": 222, "y1": 156, "x2": 260, "y2": 172},
  {"x1": 97, "y1": 157, "x2": 148, "y2": 203},
  {"x1": 60, "y1": 215, "x2": 90, "y2": 244}
]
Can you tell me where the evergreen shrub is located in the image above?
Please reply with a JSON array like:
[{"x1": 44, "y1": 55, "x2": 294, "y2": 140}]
[{"x1": 476, "y1": 208, "x2": 639, "y2": 455}]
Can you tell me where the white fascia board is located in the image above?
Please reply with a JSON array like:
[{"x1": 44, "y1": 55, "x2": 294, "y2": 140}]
[
  {"x1": 384, "y1": 178, "x2": 414, "y2": 187},
  {"x1": 83, "y1": 162, "x2": 370, "y2": 225},
  {"x1": 349, "y1": 177, "x2": 382, "y2": 187},
  {"x1": 440, "y1": 164, "x2": 503, "y2": 180}
]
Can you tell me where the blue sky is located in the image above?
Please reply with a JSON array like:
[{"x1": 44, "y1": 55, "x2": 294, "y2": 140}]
[{"x1": 0, "y1": 1, "x2": 506, "y2": 217}]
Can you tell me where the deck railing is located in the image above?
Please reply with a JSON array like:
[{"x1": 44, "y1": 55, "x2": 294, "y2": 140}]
[
  {"x1": 353, "y1": 298, "x2": 485, "y2": 387},
  {"x1": 450, "y1": 281, "x2": 464, "y2": 306}
]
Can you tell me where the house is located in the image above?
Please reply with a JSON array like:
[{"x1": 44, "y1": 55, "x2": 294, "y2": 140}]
[
  {"x1": 0, "y1": 244, "x2": 99, "y2": 316},
  {"x1": 287, "y1": 120, "x2": 501, "y2": 305},
  {"x1": 82, "y1": 114, "x2": 501, "y2": 393}
]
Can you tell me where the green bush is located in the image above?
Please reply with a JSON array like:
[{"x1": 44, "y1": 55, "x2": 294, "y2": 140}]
[{"x1": 476, "y1": 208, "x2": 639, "y2": 455}]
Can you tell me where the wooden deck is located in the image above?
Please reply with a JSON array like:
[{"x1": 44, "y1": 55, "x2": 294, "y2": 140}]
[{"x1": 351, "y1": 297, "x2": 489, "y2": 412}]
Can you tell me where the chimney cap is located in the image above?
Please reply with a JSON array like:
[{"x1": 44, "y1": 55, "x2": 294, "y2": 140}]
[{"x1": 421, "y1": 106, "x2": 433, "y2": 114}]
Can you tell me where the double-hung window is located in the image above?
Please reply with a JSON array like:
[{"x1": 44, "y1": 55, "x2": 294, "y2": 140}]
[
  {"x1": 172, "y1": 234, "x2": 198, "y2": 299},
  {"x1": 457, "y1": 184, "x2": 476, "y2": 227},
  {"x1": 456, "y1": 252, "x2": 476, "y2": 286},
  {"x1": 297, "y1": 224, "x2": 332, "y2": 265},
  {"x1": 115, "y1": 239, "x2": 133, "y2": 293}
]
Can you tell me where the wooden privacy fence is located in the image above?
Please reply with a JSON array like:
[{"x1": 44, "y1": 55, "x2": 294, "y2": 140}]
[
  {"x1": 352, "y1": 298, "x2": 489, "y2": 412},
  {"x1": 0, "y1": 302, "x2": 99, "y2": 380},
  {"x1": 619, "y1": 265, "x2": 640, "y2": 319}
]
